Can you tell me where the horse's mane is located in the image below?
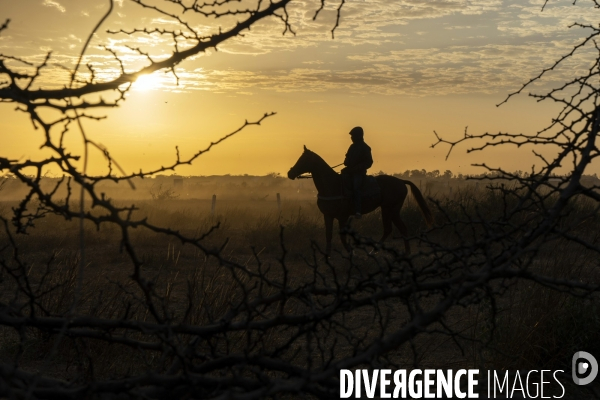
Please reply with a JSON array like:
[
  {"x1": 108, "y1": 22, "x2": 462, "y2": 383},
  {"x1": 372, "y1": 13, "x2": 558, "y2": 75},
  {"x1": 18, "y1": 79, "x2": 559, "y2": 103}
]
[{"x1": 305, "y1": 149, "x2": 333, "y2": 169}]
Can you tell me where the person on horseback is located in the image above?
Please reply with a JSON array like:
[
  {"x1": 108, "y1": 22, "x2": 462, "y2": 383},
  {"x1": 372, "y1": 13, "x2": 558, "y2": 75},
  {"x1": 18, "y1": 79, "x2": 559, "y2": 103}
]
[{"x1": 341, "y1": 126, "x2": 373, "y2": 219}]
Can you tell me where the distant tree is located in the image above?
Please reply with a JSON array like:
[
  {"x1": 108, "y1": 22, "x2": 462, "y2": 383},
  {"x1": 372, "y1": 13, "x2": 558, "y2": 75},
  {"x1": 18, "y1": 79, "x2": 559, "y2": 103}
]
[
  {"x1": 427, "y1": 169, "x2": 440, "y2": 178},
  {"x1": 399, "y1": 169, "x2": 411, "y2": 178},
  {"x1": 409, "y1": 169, "x2": 426, "y2": 178}
]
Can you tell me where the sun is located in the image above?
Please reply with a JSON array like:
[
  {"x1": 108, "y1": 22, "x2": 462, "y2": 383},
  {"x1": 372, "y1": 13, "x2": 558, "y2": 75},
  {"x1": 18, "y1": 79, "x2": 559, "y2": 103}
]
[{"x1": 134, "y1": 73, "x2": 161, "y2": 91}]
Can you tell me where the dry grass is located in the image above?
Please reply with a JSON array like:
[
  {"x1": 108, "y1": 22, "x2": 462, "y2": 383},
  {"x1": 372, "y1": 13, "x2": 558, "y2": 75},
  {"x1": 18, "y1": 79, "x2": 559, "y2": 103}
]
[{"x1": 1, "y1": 176, "x2": 600, "y2": 390}]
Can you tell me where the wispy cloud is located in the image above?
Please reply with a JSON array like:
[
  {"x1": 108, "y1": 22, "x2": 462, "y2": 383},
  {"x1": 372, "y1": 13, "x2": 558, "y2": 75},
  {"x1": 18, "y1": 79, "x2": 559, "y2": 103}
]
[
  {"x1": 143, "y1": 37, "x2": 589, "y2": 97},
  {"x1": 42, "y1": 0, "x2": 66, "y2": 13},
  {"x1": 2, "y1": 0, "x2": 595, "y2": 98}
]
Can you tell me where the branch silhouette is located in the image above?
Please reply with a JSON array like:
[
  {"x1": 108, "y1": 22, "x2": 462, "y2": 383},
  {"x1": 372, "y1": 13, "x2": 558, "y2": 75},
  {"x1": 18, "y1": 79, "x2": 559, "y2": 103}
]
[{"x1": 1, "y1": 0, "x2": 600, "y2": 399}]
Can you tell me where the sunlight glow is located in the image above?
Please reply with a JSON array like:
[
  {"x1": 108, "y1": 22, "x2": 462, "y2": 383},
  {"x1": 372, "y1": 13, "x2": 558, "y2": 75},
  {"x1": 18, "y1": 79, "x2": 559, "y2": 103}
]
[{"x1": 134, "y1": 73, "x2": 161, "y2": 91}]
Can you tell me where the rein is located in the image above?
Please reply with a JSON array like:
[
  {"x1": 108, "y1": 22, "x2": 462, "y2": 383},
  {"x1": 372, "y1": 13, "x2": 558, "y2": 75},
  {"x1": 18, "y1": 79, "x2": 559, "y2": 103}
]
[
  {"x1": 296, "y1": 175, "x2": 346, "y2": 200},
  {"x1": 293, "y1": 158, "x2": 345, "y2": 199},
  {"x1": 297, "y1": 163, "x2": 342, "y2": 180}
]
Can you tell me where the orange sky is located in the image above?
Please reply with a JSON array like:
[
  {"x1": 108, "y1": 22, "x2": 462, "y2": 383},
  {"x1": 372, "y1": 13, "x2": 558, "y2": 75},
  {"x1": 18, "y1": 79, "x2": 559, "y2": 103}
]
[{"x1": 0, "y1": 0, "x2": 596, "y2": 177}]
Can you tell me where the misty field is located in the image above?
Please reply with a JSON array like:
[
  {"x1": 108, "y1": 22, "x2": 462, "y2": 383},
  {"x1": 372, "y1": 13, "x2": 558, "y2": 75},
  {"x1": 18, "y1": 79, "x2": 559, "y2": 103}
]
[{"x1": 1, "y1": 173, "x2": 599, "y2": 398}]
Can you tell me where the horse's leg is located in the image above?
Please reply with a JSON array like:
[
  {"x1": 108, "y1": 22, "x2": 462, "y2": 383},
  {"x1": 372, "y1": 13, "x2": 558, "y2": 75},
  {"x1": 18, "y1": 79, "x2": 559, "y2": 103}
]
[
  {"x1": 338, "y1": 216, "x2": 352, "y2": 252},
  {"x1": 392, "y1": 209, "x2": 411, "y2": 254},
  {"x1": 379, "y1": 206, "x2": 393, "y2": 243},
  {"x1": 324, "y1": 214, "x2": 334, "y2": 255}
]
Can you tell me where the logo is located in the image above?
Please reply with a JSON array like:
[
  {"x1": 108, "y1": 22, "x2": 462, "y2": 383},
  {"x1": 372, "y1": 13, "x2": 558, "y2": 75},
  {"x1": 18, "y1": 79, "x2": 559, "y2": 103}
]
[
  {"x1": 572, "y1": 351, "x2": 598, "y2": 385},
  {"x1": 339, "y1": 369, "x2": 567, "y2": 398}
]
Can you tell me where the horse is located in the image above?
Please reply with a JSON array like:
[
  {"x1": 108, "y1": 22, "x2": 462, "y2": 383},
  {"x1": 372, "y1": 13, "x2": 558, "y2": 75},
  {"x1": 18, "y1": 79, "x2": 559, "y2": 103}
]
[{"x1": 287, "y1": 146, "x2": 433, "y2": 254}]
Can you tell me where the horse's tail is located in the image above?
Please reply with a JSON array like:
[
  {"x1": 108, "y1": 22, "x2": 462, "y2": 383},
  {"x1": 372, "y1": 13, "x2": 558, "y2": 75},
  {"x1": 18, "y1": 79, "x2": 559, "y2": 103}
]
[{"x1": 403, "y1": 180, "x2": 434, "y2": 227}]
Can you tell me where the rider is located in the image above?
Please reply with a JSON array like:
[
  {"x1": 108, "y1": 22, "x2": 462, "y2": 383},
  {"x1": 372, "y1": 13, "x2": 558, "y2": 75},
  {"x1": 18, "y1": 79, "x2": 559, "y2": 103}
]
[{"x1": 341, "y1": 126, "x2": 373, "y2": 219}]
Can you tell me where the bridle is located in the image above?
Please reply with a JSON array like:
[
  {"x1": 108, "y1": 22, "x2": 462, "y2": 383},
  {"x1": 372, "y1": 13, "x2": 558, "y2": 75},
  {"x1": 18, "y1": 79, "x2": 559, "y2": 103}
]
[
  {"x1": 294, "y1": 162, "x2": 344, "y2": 180},
  {"x1": 291, "y1": 162, "x2": 347, "y2": 200}
]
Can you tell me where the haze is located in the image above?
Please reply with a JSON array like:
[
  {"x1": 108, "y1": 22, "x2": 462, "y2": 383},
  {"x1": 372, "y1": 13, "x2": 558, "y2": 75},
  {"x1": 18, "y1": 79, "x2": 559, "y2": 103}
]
[{"x1": 0, "y1": 0, "x2": 594, "y2": 177}]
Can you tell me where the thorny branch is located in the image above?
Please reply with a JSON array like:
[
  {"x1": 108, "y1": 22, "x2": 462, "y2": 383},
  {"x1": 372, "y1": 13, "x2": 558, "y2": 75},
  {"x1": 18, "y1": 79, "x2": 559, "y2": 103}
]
[{"x1": 1, "y1": 0, "x2": 600, "y2": 399}]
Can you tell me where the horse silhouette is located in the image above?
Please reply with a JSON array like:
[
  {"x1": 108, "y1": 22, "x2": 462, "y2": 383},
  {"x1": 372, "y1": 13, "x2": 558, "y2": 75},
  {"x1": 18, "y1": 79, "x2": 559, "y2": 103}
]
[{"x1": 288, "y1": 146, "x2": 433, "y2": 254}]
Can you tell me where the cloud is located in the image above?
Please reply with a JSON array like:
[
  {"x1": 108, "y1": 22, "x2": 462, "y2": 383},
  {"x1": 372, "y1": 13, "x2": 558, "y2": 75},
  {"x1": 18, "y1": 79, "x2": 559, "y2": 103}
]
[
  {"x1": 147, "y1": 37, "x2": 591, "y2": 97},
  {"x1": 2, "y1": 0, "x2": 596, "y2": 99},
  {"x1": 197, "y1": 0, "x2": 503, "y2": 55},
  {"x1": 496, "y1": 0, "x2": 596, "y2": 37},
  {"x1": 42, "y1": 0, "x2": 66, "y2": 13}
]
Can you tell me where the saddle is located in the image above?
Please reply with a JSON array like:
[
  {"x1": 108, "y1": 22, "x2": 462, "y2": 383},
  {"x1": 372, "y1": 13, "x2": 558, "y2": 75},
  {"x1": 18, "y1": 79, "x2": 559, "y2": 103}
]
[{"x1": 342, "y1": 175, "x2": 381, "y2": 200}]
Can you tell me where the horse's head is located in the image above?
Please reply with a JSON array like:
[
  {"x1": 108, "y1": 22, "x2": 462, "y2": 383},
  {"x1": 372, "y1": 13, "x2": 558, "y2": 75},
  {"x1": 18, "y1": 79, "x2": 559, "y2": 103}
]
[{"x1": 288, "y1": 145, "x2": 315, "y2": 180}]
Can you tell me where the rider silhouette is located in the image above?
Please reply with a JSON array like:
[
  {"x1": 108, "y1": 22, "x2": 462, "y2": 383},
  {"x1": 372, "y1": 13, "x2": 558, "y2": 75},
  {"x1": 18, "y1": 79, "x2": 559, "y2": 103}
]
[{"x1": 341, "y1": 126, "x2": 373, "y2": 219}]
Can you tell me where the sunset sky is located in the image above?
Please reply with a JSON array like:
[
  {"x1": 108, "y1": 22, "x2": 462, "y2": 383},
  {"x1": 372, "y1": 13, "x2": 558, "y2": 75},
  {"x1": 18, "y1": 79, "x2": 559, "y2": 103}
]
[{"x1": 0, "y1": 0, "x2": 596, "y2": 177}]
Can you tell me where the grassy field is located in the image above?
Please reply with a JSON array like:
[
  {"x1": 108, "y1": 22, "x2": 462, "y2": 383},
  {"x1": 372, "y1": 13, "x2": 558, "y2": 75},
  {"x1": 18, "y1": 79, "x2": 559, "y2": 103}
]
[{"x1": 1, "y1": 174, "x2": 599, "y2": 397}]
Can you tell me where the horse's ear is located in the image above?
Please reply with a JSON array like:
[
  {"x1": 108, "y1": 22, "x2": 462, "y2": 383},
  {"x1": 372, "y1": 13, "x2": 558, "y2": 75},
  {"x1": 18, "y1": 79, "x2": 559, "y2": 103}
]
[{"x1": 303, "y1": 145, "x2": 307, "y2": 151}]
